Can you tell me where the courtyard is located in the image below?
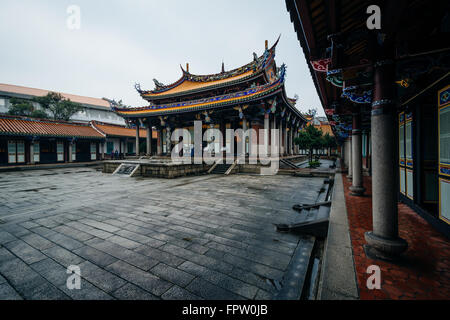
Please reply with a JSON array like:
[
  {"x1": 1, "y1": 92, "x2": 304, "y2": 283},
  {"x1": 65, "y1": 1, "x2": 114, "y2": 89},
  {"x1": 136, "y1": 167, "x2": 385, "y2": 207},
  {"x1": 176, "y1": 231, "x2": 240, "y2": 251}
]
[{"x1": 0, "y1": 167, "x2": 325, "y2": 300}]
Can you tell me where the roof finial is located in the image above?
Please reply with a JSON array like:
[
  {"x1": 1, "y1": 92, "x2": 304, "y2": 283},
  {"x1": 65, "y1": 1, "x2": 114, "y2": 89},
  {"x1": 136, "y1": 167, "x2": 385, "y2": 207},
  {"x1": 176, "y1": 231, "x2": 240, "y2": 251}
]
[
  {"x1": 186, "y1": 63, "x2": 189, "y2": 73},
  {"x1": 221, "y1": 61, "x2": 225, "y2": 73},
  {"x1": 265, "y1": 40, "x2": 268, "y2": 50}
]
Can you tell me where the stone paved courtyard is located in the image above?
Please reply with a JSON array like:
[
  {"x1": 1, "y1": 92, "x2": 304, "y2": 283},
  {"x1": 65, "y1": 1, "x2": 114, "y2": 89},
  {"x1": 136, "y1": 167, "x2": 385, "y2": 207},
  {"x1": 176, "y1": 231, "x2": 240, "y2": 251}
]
[{"x1": 0, "y1": 167, "x2": 324, "y2": 300}]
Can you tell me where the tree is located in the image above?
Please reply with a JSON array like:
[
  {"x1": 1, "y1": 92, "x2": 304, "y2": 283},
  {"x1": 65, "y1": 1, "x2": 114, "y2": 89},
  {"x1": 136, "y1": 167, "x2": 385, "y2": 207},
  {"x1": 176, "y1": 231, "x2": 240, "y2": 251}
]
[
  {"x1": 322, "y1": 132, "x2": 337, "y2": 155},
  {"x1": 7, "y1": 97, "x2": 49, "y2": 119},
  {"x1": 294, "y1": 124, "x2": 324, "y2": 163},
  {"x1": 33, "y1": 92, "x2": 83, "y2": 121}
]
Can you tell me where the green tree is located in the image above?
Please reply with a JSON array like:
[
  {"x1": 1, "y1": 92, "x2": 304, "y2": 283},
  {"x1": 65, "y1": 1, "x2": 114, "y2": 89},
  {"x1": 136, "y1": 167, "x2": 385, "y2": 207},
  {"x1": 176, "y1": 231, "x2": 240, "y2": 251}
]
[
  {"x1": 33, "y1": 92, "x2": 83, "y2": 121},
  {"x1": 7, "y1": 97, "x2": 49, "y2": 119},
  {"x1": 322, "y1": 132, "x2": 337, "y2": 155},
  {"x1": 294, "y1": 124, "x2": 324, "y2": 163}
]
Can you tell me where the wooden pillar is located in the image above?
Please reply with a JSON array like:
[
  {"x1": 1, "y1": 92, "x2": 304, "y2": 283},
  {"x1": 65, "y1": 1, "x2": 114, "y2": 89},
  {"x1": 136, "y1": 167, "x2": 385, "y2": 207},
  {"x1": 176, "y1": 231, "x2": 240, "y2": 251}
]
[
  {"x1": 264, "y1": 113, "x2": 269, "y2": 156},
  {"x1": 146, "y1": 125, "x2": 152, "y2": 155},
  {"x1": 135, "y1": 121, "x2": 140, "y2": 156},
  {"x1": 157, "y1": 128, "x2": 162, "y2": 156}
]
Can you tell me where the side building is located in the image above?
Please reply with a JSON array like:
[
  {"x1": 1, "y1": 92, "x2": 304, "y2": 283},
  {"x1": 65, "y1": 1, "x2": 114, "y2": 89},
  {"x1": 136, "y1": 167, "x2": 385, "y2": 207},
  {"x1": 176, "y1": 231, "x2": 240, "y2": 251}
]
[
  {"x1": 0, "y1": 83, "x2": 152, "y2": 165},
  {"x1": 0, "y1": 115, "x2": 104, "y2": 165}
]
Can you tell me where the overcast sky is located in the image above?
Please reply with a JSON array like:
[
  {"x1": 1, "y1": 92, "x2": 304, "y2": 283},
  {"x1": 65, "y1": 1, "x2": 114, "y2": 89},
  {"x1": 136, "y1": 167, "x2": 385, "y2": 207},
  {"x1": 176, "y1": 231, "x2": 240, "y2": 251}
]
[{"x1": 0, "y1": 0, "x2": 323, "y2": 115}]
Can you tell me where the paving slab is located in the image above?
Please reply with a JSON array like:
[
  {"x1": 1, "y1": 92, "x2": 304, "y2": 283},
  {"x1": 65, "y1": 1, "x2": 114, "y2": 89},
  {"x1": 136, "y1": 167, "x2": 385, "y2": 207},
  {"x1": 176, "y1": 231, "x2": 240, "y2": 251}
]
[{"x1": 0, "y1": 167, "x2": 324, "y2": 300}]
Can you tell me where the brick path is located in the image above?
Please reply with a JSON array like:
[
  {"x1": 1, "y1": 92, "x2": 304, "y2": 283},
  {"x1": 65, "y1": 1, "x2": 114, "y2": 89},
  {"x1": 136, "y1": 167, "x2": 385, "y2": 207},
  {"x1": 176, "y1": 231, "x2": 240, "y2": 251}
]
[
  {"x1": 343, "y1": 175, "x2": 450, "y2": 299},
  {"x1": 0, "y1": 167, "x2": 323, "y2": 300}
]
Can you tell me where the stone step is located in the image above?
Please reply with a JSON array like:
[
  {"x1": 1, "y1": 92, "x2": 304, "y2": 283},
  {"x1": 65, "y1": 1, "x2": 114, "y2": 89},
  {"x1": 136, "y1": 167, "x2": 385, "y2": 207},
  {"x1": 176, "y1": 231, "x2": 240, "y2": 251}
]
[{"x1": 210, "y1": 163, "x2": 232, "y2": 174}]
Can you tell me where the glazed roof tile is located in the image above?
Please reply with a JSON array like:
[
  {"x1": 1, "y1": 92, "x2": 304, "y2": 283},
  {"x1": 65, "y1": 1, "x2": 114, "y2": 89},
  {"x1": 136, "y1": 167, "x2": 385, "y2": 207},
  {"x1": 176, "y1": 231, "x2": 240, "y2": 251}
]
[
  {"x1": 140, "y1": 37, "x2": 279, "y2": 99},
  {"x1": 91, "y1": 121, "x2": 155, "y2": 138},
  {"x1": 115, "y1": 76, "x2": 285, "y2": 117},
  {"x1": 0, "y1": 116, "x2": 104, "y2": 139}
]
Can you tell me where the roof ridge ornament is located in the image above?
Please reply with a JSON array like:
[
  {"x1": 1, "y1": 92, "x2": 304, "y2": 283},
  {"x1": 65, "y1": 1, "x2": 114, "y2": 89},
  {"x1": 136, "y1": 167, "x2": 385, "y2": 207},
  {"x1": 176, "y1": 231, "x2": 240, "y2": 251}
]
[
  {"x1": 134, "y1": 83, "x2": 143, "y2": 93},
  {"x1": 102, "y1": 97, "x2": 124, "y2": 111},
  {"x1": 153, "y1": 78, "x2": 165, "y2": 89},
  {"x1": 279, "y1": 63, "x2": 287, "y2": 81}
]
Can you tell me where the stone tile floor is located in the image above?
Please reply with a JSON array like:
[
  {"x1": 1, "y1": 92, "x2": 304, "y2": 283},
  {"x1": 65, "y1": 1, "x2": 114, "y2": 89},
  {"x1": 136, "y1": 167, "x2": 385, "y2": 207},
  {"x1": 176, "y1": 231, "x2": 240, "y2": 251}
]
[
  {"x1": 0, "y1": 167, "x2": 324, "y2": 300},
  {"x1": 343, "y1": 175, "x2": 450, "y2": 299}
]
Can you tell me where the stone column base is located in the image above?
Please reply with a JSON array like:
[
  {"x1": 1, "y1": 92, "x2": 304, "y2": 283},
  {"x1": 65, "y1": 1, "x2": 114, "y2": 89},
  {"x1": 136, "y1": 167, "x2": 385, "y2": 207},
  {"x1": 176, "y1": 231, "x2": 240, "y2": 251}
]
[
  {"x1": 349, "y1": 185, "x2": 365, "y2": 196},
  {"x1": 364, "y1": 231, "x2": 408, "y2": 261}
]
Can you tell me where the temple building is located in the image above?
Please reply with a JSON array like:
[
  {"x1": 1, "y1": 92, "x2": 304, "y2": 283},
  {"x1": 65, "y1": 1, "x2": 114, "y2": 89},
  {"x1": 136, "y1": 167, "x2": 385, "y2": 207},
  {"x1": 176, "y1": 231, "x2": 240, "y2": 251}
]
[
  {"x1": 286, "y1": 0, "x2": 450, "y2": 259},
  {"x1": 111, "y1": 39, "x2": 307, "y2": 158}
]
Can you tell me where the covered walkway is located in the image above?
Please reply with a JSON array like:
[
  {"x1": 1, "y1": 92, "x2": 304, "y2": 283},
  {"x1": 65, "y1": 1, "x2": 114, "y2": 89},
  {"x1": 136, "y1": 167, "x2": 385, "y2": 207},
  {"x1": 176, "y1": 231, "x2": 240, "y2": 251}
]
[{"x1": 343, "y1": 175, "x2": 450, "y2": 299}]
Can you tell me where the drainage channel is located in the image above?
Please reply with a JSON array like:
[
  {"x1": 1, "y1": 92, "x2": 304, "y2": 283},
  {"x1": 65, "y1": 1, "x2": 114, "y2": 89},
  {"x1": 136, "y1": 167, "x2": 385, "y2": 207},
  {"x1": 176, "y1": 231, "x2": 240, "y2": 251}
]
[
  {"x1": 274, "y1": 161, "x2": 336, "y2": 300},
  {"x1": 301, "y1": 171, "x2": 335, "y2": 300}
]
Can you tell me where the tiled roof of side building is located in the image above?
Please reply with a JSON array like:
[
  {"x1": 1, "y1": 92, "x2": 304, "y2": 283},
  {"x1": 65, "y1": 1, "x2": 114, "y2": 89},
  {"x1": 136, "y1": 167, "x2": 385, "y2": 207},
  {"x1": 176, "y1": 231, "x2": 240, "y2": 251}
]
[
  {"x1": 0, "y1": 83, "x2": 110, "y2": 109},
  {"x1": 91, "y1": 121, "x2": 155, "y2": 138},
  {"x1": 0, "y1": 115, "x2": 104, "y2": 139}
]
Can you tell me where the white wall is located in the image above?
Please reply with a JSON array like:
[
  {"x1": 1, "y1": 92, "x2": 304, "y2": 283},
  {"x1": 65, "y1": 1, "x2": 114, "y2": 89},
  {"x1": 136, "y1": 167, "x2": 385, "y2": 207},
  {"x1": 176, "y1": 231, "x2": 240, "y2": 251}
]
[
  {"x1": 0, "y1": 96, "x2": 125, "y2": 125},
  {"x1": 71, "y1": 108, "x2": 125, "y2": 125}
]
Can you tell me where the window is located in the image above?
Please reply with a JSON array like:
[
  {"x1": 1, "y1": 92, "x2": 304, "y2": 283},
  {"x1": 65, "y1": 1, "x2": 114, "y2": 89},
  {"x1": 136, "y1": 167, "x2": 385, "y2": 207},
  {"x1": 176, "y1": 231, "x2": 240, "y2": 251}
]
[
  {"x1": 8, "y1": 141, "x2": 16, "y2": 164},
  {"x1": 399, "y1": 112, "x2": 413, "y2": 199},
  {"x1": 406, "y1": 120, "x2": 412, "y2": 163},
  {"x1": 71, "y1": 143, "x2": 76, "y2": 161},
  {"x1": 33, "y1": 142, "x2": 40, "y2": 162},
  {"x1": 16, "y1": 141, "x2": 25, "y2": 163},
  {"x1": 90, "y1": 143, "x2": 97, "y2": 160},
  {"x1": 399, "y1": 120, "x2": 405, "y2": 161},
  {"x1": 7, "y1": 141, "x2": 25, "y2": 163},
  {"x1": 439, "y1": 102, "x2": 450, "y2": 166},
  {"x1": 57, "y1": 141, "x2": 64, "y2": 161},
  {"x1": 438, "y1": 85, "x2": 450, "y2": 224}
]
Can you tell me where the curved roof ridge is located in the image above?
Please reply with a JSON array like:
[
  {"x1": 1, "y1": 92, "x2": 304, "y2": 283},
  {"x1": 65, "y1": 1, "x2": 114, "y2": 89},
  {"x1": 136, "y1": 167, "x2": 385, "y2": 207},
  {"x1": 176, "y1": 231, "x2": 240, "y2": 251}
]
[
  {"x1": 141, "y1": 37, "x2": 280, "y2": 96},
  {"x1": 114, "y1": 64, "x2": 287, "y2": 117}
]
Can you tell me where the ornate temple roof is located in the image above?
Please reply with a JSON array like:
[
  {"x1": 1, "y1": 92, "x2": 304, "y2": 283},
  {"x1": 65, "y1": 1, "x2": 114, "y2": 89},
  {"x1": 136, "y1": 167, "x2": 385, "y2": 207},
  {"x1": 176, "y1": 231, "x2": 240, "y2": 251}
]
[
  {"x1": 115, "y1": 72, "x2": 286, "y2": 117},
  {"x1": 112, "y1": 37, "x2": 304, "y2": 122},
  {"x1": 137, "y1": 37, "x2": 280, "y2": 101}
]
